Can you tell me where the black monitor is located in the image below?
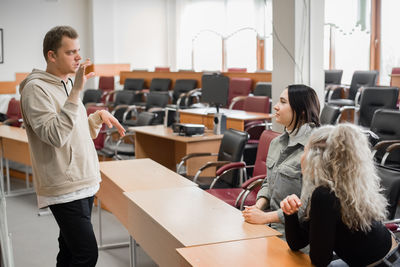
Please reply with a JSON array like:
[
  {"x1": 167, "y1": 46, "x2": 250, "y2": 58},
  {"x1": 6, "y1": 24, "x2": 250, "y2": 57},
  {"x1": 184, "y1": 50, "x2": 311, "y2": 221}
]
[{"x1": 201, "y1": 74, "x2": 229, "y2": 112}]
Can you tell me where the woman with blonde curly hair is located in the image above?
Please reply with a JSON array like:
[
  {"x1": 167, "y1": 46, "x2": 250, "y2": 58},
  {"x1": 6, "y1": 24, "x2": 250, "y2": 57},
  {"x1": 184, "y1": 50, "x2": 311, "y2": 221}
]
[{"x1": 280, "y1": 124, "x2": 399, "y2": 266}]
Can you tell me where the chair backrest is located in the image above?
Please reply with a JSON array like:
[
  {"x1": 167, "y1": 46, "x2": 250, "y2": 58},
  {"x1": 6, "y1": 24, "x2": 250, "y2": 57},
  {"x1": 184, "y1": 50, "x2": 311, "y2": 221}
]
[
  {"x1": 149, "y1": 78, "x2": 171, "y2": 92},
  {"x1": 371, "y1": 109, "x2": 400, "y2": 164},
  {"x1": 376, "y1": 165, "x2": 400, "y2": 220},
  {"x1": 82, "y1": 89, "x2": 102, "y2": 105},
  {"x1": 145, "y1": 92, "x2": 169, "y2": 110},
  {"x1": 135, "y1": 111, "x2": 157, "y2": 126},
  {"x1": 358, "y1": 87, "x2": 399, "y2": 128},
  {"x1": 217, "y1": 129, "x2": 249, "y2": 187},
  {"x1": 86, "y1": 105, "x2": 108, "y2": 150},
  {"x1": 320, "y1": 104, "x2": 341, "y2": 125},
  {"x1": 243, "y1": 96, "x2": 270, "y2": 114},
  {"x1": 6, "y1": 98, "x2": 22, "y2": 127},
  {"x1": 253, "y1": 82, "x2": 272, "y2": 97},
  {"x1": 154, "y1": 67, "x2": 170, "y2": 72},
  {"x1": 227, "y1": 68, "x2": 247, "y2": 73},
  {"x1": 253, "y1": 130, "x2": 280, "y2": 177},
  {"x1": 124, "y1": 78, "x2": 144, "y2": 91},
  {"x1": 99, "y1": 76, "x2": 114, "y2": 91},
  {"x1": 113, "y1": 91, "x2": 135, "y2": 122},
  {"x1": 172, "y1": 79, "x2": 198, "y2": 105},
  {"x1": 228, "y1": 78, "x2": 252, "y2": 109},
  {"x1": 324, "y1": 69, "x2": 343, "y2": 86},
  {"x1": 348, "y1": 70, "x2": 378, "y2": 100}
]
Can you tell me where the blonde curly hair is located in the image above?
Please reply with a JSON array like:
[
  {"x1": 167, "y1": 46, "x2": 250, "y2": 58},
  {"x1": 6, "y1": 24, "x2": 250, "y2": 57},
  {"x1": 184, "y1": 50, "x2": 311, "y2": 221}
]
[{"x1": 301, "y1": 124, "x2": 388, "y2": 232}]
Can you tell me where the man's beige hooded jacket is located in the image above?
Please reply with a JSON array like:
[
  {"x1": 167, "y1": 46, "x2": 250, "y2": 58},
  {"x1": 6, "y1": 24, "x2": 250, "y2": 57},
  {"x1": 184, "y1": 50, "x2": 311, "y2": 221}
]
[{"x1": 19, "y1": 69, "x2": 103, "y2": 196}]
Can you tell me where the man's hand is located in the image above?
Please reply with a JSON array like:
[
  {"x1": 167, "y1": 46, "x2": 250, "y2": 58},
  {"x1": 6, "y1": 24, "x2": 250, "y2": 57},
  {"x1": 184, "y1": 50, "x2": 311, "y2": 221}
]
[
  {"x1": 280, "y1": 194, "x2": 302, "y2": 215},
  {"x1": 73, "y1": 59, "x2": 95, "y2": 92},
  {"x1": 98, "y1": 110, "x2": 126, "y2": 137}
]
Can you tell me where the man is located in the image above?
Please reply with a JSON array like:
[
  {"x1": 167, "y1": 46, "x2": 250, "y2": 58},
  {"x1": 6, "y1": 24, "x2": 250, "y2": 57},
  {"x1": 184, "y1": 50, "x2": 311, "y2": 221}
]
[{"x1": 19, "y1": 26, "x2": 125, "y2": 267}]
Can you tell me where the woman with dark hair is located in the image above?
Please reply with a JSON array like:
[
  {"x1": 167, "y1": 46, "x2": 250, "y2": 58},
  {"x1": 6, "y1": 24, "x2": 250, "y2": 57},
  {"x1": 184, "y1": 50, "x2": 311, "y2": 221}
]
[
  {"x1": 242, "y1": 84, "x2": 320, "y2": 234},
  {"x1": 281, "y1": 124, "x2": 397, "y2": 266}
]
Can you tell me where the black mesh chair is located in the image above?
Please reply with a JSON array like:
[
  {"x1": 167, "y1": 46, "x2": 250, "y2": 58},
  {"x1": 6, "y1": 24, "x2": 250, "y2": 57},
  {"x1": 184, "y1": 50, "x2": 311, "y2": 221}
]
[
  {"x1": 252, "y1": 82, "x2": 272, "y2": 97},
  {"x1": 177, "y1": 129, "x2": 248, "y2": 189},
  {"x1": 327, "y1": 70, "x2": 378, "y2": 106},
  {"x1": 371, "y1": 109, "x2": 400, "y2": 169}
]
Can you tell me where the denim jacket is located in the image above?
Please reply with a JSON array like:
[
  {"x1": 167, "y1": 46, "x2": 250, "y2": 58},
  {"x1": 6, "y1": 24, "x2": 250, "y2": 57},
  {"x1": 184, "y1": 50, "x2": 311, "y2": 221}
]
[{"x1": 256, "y1": 123, "x2": 315, "y2": 223}]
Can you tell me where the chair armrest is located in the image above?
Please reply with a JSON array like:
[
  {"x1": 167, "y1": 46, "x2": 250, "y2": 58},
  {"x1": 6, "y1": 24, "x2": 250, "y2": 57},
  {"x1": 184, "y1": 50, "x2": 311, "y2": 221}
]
[
  {"x1": 236, "y1": 175, "x2": 266, "y2": 210},
  {"x1": 373, "y1": 140, "x2": 400, "y2": 151},
  {"x1": 229, "y1": 96, "x2": 247, "y2": 110},
  {"x1": 241, "y1": 174, "x2": 266, "y2": 189},
  {"x1": 193, "y1": 160, "x2": 231, "y2": 184},
  {"x1": 3, "y1": 118, "x2": 23, "y2": 126},
  {"x1": 209, "y1": 162, "x2": 247, "y2": 189},
  {"x1": 215, "y1": 162, "x2": 246, "y2": 176},
  {"x1": 185, "y1": 88, "x2": 202, "y2": 107},
  {"x1": 114, "y1": 133, "x2": 136, "y2": 160},
  {"x1": 122, "y1": 105, "x2": 141, "y2": 122},
  {"x1": 326, "y1": 84, "x2": 350, "y2": 102},
  {"x1": 176, "y1": 152, "x2": 218, "y2": 174},
  {"x1": 381, "y1": 142, "x2": 400, "y2": 166}
]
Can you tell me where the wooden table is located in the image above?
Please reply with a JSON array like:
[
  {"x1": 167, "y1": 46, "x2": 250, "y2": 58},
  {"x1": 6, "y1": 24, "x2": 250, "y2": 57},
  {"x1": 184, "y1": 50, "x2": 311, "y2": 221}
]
[
  {"x1": 97, "y1": 158, "x2": 197, "y2": 229},
  {"x1": 124, "y1": 187, "x2": 280, "y2": 267},
  {"x1": 0, "y1": 125, "x2": 32, "y2": 196},
  {"x1": 119, "y1": 71, "x2": 272, "y2": 90},
  {"x1": 177, "y1": 236, "x2": 312, "y2": 267},
  {"x1": 179, "y1": 107, "x2": 273, "y2": 131},
  {"x1": 132, "y1": 125, "x2": 222, "y2": 175}
]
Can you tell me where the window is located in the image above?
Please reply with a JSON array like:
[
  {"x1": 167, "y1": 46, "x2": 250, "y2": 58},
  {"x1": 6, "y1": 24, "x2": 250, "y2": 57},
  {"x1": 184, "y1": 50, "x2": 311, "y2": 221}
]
[{"x1": 325, "y1": 0, "x2": 371, "y2": 84}]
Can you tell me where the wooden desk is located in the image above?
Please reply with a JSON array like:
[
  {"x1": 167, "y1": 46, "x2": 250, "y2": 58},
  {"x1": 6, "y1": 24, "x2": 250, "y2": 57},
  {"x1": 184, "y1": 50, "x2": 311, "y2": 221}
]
[
  {"x1": 0, "y1": 125, "x2": 30, "y2": 166},
  {"x1": 119, "y1": 71, "x2": 272, "y2": 90},
  {"x1": 132, "y1": 125, "x2": 222, "y2": 175},
  {"x1": 125, "y1": 187, "x2": 280, "y2": 267},
  {"x1": 179, "y1": 108, "x2": 272, "y2": 131},
  {"x1": 177, "y1": 236, "x2": 312, "y2": 267},
  {"x1": 97, "y1": 158, "x2": 196, "y2": 229},
  {"x1": 0, "y1": 125, "x2": 32, "y2": 196}
]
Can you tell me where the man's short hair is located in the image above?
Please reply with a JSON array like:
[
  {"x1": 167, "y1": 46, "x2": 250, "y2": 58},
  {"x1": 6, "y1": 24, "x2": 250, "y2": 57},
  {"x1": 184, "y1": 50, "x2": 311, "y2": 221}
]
[{"x1": 43, "y1": 26, "x2": 78, "y2": 61}]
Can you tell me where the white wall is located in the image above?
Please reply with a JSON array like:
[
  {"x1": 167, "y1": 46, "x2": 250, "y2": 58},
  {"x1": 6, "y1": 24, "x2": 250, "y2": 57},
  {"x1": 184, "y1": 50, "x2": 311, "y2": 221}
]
[
  {"x1": 113, "y1": 0, "x2": 168, "y2": 70},
  {"x1": 0, "y1": 0, "x2": 170, "y2": 82},
  {"x1": 0, "y1": 0, "x2": 91, "y2": 81}
]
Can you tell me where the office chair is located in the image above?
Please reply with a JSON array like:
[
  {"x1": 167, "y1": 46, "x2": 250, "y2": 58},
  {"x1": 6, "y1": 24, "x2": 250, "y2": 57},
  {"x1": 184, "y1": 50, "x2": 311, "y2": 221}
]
[
  {"x1": 177, "y1": 129, "x2": 248, "y2": 189},
  {"x1": 3, "y1": 98, "x2": 23, "y2": 127},
  {"x1": 252, "y1": 82, "x2": 272, "y2": 98},
  {"x1": 319, "y1": 105, "x2": 341, "y2": 125},
  {"x1": 98, "y1": 76, "x2": 115, "y2": 103},
  {"x1": 149, "y1": 78, "x2": 171, "y2": 92},
  {"x1": 82, "y1": 89, "x2": 102, "y2": 107},
  {"x1": 171, "y1": 79, "x2": 198, "y2": 108},
  {"x1": 325, "y1": 69, "x2": 343, "y2": 87},
  {"x1": 337, "y1": 87, "x2": 399, "y2": 128},
  {"x1": 227, "y1": 78, "x2": 252, "y2": 109},
  {"x1": 123, "y1": 78, "x2": 145, "y2": 104},
  {"x1": 227, "y1": 68, "x2": 247, "y2": 73},
  {"x1": 206, "y1": 130, "x2": 279, "y2": 209},
  {"x1": 371, "y1": 109, "x2": 400, "y2": 169},
  {"x1": 154, "y1": 67, "x2": 170, "y2": 72},
  {"x1": 326, "y1": 70, "x2": 378, "y2": 106}
]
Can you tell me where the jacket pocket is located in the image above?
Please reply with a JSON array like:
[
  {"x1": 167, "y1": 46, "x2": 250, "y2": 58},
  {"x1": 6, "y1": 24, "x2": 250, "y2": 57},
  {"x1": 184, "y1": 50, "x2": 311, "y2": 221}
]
[{"x1": 272, "y1": 164, "x2": 302, "y2": 201}]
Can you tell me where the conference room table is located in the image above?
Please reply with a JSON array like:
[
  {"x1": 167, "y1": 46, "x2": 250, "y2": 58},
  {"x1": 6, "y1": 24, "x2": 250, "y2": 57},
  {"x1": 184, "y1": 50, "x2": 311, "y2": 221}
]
[
  {"x1": 124, "y1": 186, "x2": 281, "y2": 267},
  {"x1": 177, "y1": 236, "x2": 312, "y2": 267},
  {"x1": 179, "y1": 107, "x2": 273, "y2": 131},
  {"x1": 132, "y1": 125, "x2": 222, "y2": 176},
  {"x1": 0, "y1": 125, "x2": 33, "y2": 196}
]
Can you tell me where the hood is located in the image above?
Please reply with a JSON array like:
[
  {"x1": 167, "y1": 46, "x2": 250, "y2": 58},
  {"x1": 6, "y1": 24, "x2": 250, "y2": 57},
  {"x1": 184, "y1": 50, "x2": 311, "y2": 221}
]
[{"x1": 19, "y1": 69, "x2": 66, "y2": 94}]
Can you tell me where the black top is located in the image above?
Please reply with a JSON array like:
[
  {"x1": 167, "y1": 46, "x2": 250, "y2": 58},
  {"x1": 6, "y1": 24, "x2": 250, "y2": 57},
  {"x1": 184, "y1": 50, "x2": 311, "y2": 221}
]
[{"x1": 284, "y1": 186, "x2": 392, "y2": 267}]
